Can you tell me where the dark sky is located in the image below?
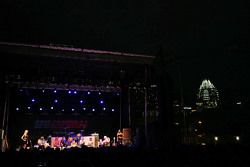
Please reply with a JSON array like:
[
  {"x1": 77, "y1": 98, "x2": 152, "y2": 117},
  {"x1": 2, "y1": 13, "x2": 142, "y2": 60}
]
[{"x1": 0, "y1": 0, "x2": 249, "y2": 105}]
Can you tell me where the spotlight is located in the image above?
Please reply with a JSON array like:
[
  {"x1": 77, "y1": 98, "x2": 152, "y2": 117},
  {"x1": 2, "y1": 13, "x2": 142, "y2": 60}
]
[
  {"x1": 27, "y1": 106, "x2": 31, "y2": 110},
  {"x1": 111, "y1": 109, "x2": 115, "y2": 112},
  {"x1": 74, "y1": 90, "x2": 77, "y2": 94},
  {"x1": 42, "y1": 89, "x2": 45, "y2": 93},
  {"x1": 98, "y1": 92, "x2": 101, "y2": 95},
  {"x1": 83, "y1": 107, "x2": 86, "y2": 111},
  {"x1": 72, "y1": 108, "x2": 75, "y2": 111},
  {"x1": 51, "y1": 106, "x2": 54, "y2": 110},
  {"x1": 87, "y1": 91, "x2": 91, "y2": 95},
  {"x1": 116, "y1": 93, "x2": 120, "y2": 96},
  {"x1": 16, "y1": 107, "x2": 20, "y2": 111},
  {"x1": 31, "y1": 98, "x2": 35, "y2": 102},
  {"x1": 54, "y1": 90, "x2": 57, "y2": 93},
  {"x1": 62, "y1": 109, "x2": 65, "y2": 112},
  {"x1": 103, "y1": 107, "x2": 106, "y2": 111},
  {"x1": 80, "y1": 100, "x2": 83, "y2": 104},
  {"x1": 39, "y1": 107, "x2": 43, "y2": 111},
  {"x1": 68, "y1": 90, "x2": 72, "y2": 94},
  {"x1": 100, "y1": 100, "x2": 104, "y2": 104},
  {"x1": 54, "y1": 99, "x2": 58, "y2": 103},
  {"x1": 92, "y1": 108, "x2": 95, "y2": 112}
]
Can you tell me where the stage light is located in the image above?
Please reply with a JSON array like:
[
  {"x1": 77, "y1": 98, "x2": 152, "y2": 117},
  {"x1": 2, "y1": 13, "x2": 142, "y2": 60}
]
[
  {"x1": 100, "y1": 100, "x2": 104, "y2": 104},
  {"x1": 98, "y1": 92, "x2": 101, "y2": 95},
  {"x1": 116, "y1": 93, "x2": 120, "y2": 96},
  {"x1": 39, "y1": 107, "x2": 43, "y2": 111},
  {"x1": 80, "y1": 100, "x2": 83, "y2": 104},
  {"x1": 74, "y1": 90, "x2": 77, "y2": 94},
  {"x1": 27, "y1": 106, "x2": 31, "y2": 110},
  {"x1": 31, "y1": 98, "x2": 35, "y2": 102},
  {"x1": 103, "y1": 107, "x2": 106, "y2": 111},
  {"x1": 83, "y1": 107, "x2": 86, "y2": 111},
  {"x1": 111, "y1": 109, "x2": 115, "y2": 112},
  {"x1": 19, "y1": 89, "x2": 23, "y2": 92},
  {"x1": 68, "y1": 90, "x2": 72, "y2": 94},
  {"x1": 71, "y1": 108, "x2": 75, "y2": 111},
  {"x1": 54, "y1": 90, "x2": 57, "y2": 93},
  {"x1": 42, "y1": 89, "x2": 45, "y2": 93},
  {"x1": 87, "y1": 91, "x2": 91, "y2": 95},
  {"x1": 54, "y1": 99, "x2": 58, "y2": 103},
  {"x1": 51, "y1": 106, "x2": 54, "y2": 110},
  {"x1": 92, "y1": 108, "x2": 95, "y2": 112},
  {"x1": 16, "y1": 107, "x2": 20, "y2": 111},
  {"x1": 62, "y1": 109, "x2": 65, "y2": 112}
]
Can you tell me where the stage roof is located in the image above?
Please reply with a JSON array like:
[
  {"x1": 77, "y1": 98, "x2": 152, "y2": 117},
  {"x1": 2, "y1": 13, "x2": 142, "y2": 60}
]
[{"x1": 0, "y1": 42, "x2": 155, "y2": 65}]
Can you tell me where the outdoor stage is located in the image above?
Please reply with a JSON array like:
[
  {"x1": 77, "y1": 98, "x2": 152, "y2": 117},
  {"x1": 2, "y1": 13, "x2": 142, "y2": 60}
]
[{"x1": 0, "y1": 42, "x2": 162, "y2": 152}]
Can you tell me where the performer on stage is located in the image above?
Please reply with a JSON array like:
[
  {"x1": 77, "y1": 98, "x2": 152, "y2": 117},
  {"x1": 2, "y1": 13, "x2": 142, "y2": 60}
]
[
  {"x1": 116, "y1": 129, "x2": 123, "y2": 145},
  {"x1": 21, "y1": 129, "x2": 31, "y2": 149}
]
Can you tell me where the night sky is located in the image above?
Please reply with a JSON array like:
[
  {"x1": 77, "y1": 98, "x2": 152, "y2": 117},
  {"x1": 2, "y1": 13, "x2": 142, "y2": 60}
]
[{"x1": 0, "y1": 0, "x2": 249, "y2": 105}]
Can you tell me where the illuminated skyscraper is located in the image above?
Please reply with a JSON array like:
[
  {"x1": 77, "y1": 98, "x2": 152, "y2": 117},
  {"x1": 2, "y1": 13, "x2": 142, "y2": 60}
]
[{"x1": 196, "y1": 79, "x2": 219, "y2": 109}]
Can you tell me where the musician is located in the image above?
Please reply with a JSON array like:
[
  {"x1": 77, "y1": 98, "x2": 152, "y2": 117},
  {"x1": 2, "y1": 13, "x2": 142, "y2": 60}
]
[
  {"x1": 103, "y1": 136, "x2": 111, "y2": 147},
  {"x1": 21, "y1": 129, "x2": 31, "y2": 149},
  {"x1": 116, "y1": 129, "x2": 123, "y2": 145},
  {"x1": 37, "y1": 136, "x2": 47, "y2": 150}
]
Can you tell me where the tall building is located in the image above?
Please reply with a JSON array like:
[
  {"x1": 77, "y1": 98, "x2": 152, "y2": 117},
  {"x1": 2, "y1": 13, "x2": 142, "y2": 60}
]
[{"x1": 196, "y1": 79, "x2": 219, "y2": 109}]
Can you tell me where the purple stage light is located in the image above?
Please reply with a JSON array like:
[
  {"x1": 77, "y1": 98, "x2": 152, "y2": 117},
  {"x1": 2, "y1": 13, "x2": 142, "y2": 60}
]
[
  {"x1": 80, "y1": 100, "x2": 83, "y2": 104},
  {"x1": 54, "y1": 99, "x2": 58, "y2": 103},
  {"x1": 68, "y1": 90, "x2": 72, "y2": 94},
  {"x1": 100, "y1": 100, "x2": 104, "y2": 104},
  {"x1": 74, "y1": 91, "x2": 77, "y2": 94},
  {"x1": 54, "y1": 90, "x2": 57, "y2": 93},
  {"x1": 31, "y1": 98, "x2": 35, "y2": 102},
  {"x1": 87, "y1": 91, "x2": 91, "y2": 95}
]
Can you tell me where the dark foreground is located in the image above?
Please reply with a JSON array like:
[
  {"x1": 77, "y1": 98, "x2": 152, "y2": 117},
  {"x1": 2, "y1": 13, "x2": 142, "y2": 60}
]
[{"x1": 0, "y1": 145, "x2": 249, "y2": 167}]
